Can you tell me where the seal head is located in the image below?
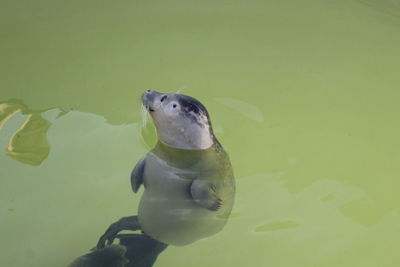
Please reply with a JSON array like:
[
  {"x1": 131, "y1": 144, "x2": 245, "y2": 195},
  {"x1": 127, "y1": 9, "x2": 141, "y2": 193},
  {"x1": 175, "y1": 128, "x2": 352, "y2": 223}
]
[{"x1": 142, "y1": 90, "x2": 215, "y2": 150}]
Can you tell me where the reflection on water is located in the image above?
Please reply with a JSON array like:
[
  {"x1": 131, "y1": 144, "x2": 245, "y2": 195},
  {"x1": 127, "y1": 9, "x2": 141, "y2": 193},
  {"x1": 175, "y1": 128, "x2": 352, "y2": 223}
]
[
  {"x1": 0, "y1": 101, "x2": 52, "y2": 166},
  {"x1": 0, "y1": 103, "x2": 20, "y2": 128},
  {"x1": 6, "y1": 113, "x2": 51, "y2": 166}
]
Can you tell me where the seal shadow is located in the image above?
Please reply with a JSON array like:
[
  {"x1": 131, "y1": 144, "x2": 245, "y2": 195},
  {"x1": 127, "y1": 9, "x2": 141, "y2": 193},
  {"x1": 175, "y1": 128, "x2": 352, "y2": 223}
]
[{"x1": 69, "y1": 231, "x2": 167, "y2": 267}]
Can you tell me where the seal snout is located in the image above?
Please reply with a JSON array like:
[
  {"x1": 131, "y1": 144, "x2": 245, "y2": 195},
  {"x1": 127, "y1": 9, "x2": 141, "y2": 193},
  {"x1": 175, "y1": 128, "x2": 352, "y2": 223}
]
[{"x1": 142, "y1": 90, "x2": 162, "y2": 112}]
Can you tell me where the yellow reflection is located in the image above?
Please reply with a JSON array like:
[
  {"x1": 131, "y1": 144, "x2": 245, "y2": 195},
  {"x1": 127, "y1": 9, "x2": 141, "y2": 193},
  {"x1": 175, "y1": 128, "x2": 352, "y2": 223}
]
[
  {"x1": 1, "y1": 102, "x2": 52, "y2": 166},
  {"x1": 0, "y1": 103, "x2": 20, "y2": 129},
  {"x1": 6, "y1": 113, "x2": 51, "y2": 166}
]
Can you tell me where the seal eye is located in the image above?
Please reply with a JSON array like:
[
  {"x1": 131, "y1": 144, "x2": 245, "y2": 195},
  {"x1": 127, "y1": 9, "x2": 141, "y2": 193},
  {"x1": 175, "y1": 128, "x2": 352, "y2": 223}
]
[
  {"x1": 173, "y1": 104, "x2": 177, "y2": 108},
  {"x1": 160, "y1": 95, "x2": 167, "y2": 102}
]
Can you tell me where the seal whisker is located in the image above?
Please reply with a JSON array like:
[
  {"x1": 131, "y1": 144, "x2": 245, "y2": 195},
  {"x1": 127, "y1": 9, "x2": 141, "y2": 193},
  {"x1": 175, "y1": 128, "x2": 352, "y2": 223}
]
[
  {"x1": 140, "y1": 104, "x2": 149, "y2": 129},
  {"x1": 175, "y1": 86, "x2": 186, "y2": 94}
]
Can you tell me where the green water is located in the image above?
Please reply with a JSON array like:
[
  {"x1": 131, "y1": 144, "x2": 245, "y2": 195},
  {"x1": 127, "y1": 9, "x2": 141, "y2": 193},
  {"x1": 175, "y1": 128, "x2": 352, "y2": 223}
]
[{"x1": 1, "y1": 0, "x2": 400, "y2": 266}]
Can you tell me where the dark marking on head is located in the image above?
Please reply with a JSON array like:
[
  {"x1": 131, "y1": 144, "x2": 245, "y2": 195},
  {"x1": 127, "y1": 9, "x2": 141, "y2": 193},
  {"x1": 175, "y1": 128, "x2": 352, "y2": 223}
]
[
  {"x1": 177, "y1": 95, "x2": 209, "y2": 117},
  {"x1": 175, "y1": 94, "x2": 221, "y2": 147},
  {"x1": 176, "y1": 94, "x2": 210, "y2": 128}
]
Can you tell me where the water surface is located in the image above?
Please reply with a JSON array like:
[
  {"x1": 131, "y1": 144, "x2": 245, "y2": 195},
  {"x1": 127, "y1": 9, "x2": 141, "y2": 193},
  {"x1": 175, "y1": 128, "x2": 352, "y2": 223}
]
[{"x1": 1, "y1": 0, "x2": 400, "y2": 266}]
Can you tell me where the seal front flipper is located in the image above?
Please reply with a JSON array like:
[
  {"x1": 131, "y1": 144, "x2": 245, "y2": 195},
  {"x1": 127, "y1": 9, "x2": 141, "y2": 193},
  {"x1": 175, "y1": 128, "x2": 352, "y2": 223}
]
[
  {"x1": 131, "y1": 157, "x2": 146, "y2": 193},
  {"x1": 190, "y1": 179, "x2": 222, "y2": 211}
]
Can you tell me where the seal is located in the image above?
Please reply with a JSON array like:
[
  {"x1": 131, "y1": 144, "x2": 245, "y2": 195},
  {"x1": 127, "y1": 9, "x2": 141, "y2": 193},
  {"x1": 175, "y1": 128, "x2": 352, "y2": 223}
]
[{"x1": 97, "y1": 90, "x2": 235, "y2": 247}]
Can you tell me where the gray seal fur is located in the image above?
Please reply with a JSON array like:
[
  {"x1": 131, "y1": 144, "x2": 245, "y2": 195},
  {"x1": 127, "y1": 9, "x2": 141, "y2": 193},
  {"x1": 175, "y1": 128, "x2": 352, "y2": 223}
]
[{"x1": 132, "y1": 90, "x2": 235, "y2": 246}]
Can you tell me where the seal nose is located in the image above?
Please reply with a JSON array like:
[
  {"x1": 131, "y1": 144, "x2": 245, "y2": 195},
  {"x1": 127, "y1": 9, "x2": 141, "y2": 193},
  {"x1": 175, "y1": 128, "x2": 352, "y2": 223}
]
[
  {"x1": 144, "y1": 89, "x2": 162, "y2": 96},
  {"x1": 142, "y1": 90, "x2": 160, "y2": 112}
]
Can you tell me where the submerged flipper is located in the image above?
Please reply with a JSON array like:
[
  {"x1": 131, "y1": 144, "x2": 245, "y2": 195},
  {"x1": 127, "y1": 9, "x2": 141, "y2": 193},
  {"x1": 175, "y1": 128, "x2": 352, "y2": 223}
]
[
  {"x1": 190, "y1": 179, "x2": 222, "y2": 211},
  {"x1": 97, "y1": 216, "x2": 141, "y2": 249}
]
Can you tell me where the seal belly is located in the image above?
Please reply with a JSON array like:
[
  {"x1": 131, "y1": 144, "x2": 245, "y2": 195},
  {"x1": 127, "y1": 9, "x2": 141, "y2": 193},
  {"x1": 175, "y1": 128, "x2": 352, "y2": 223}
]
[
  {"x1": 138, "y1": 192, "x2": 227, "y2": 246},
  {"x1": 137, "y1": 154, "x2": 229, "y2": 246}
]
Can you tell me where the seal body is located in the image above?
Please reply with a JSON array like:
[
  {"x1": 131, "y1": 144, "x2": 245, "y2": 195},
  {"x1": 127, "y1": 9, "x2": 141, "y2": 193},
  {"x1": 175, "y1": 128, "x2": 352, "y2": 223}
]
[
  {"x1": 137, "y1": 142, "x2": 234, "y2": 246},
  {"x1": 132, "y1": 90, "x2": 235, "y2": 246}
]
